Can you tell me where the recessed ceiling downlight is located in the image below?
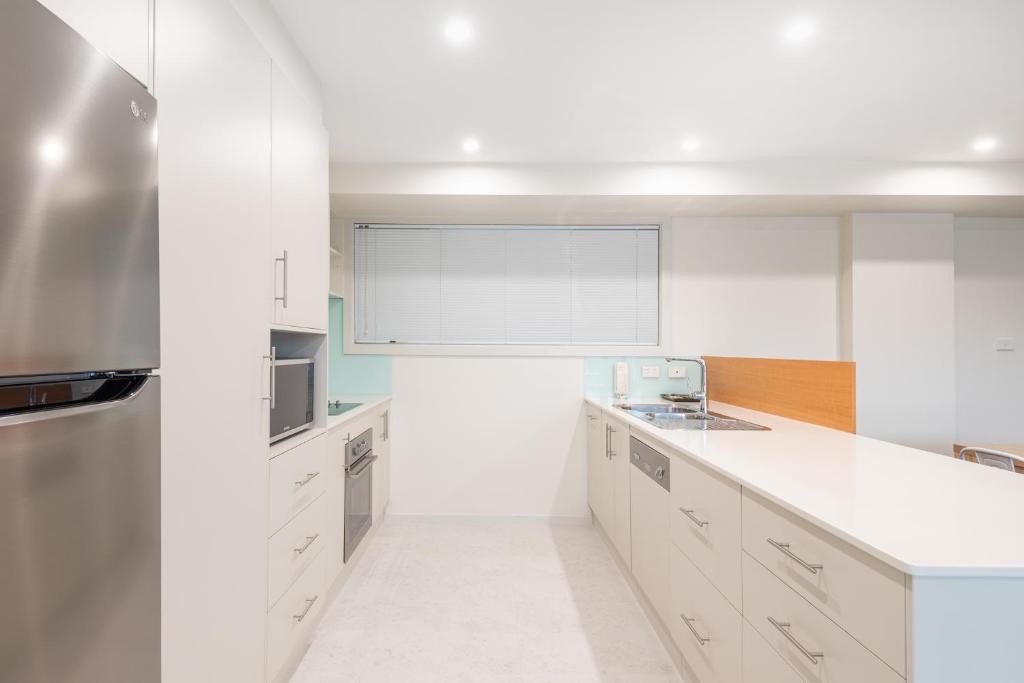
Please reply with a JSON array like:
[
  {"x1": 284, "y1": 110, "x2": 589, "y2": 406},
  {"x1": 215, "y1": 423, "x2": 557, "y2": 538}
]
[
  {"x1": 443, "y1": 17, "x2": 474, "y2": 45},
  {"x1": 783, "y1": 18, "x2": 816, "y2": 45},
  {"x1": 461, "y1": 137, "x2": 481, "y2": 153},
  {"x1": 972, "y1": 137, "x2": 998, "y2": 153},
  {"x1": 680, "y1": 137, "x2": 702, "y2": 153}
]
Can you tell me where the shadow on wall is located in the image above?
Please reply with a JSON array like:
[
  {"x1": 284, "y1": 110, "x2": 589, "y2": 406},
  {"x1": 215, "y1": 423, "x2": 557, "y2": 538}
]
[{"x1": 328, "y1": 297, "x2": 392, "y2": 395}]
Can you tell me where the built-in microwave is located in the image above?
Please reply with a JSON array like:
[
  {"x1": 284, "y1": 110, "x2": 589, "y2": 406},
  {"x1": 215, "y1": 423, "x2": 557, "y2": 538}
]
[{"x1": 269, "y1": 358, "x2": 315, "y2": 443}]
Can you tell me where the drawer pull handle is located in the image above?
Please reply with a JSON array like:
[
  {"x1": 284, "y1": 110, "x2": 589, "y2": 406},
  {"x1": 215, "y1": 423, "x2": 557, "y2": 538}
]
[
  {"x1": 767, "y1": 616, "x2": 823, "y2": 665},
  {"x1": 293, "y1": 595, "x2": 318, "y2": 622},
  {"x1": 294, "y1": 472, "x2": 320, "y2": 488},
  {"x1": 294, "y1": 533, "x2": 320, "y2": 555},
  {"x1": 767, "y1": 538, "x2": 823, "y2": 574},
  {"x1": 680, "y1": 613, "x2": 711, "y2": 646},
  {"x1": 679, "y1": 507, "x2": 709, "y2": 528}
]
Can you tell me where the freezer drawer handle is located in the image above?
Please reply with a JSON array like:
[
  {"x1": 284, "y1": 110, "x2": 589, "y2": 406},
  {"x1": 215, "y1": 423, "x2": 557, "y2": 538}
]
[
  {"x1": 679, "y1": 507, "x2": 709, "y2": 528},
  {"x1": 767, "y1": 538, "x2": 823, "y2": 574},
  {"x1": 294, "y1": 472, "x2": 320, "y2": 488},
  {"x1": 680, "y1": 613, "x2": 711, "y2": 646},
  {"x1": 294, "y1": 534, "x2": 320, "y2": 555},
  {"x1": 767, "y1": 616, "x2": 823, "y2": 665},
  {"x1": 293, "y1": 595, "x2": 318, "y2": 622}
]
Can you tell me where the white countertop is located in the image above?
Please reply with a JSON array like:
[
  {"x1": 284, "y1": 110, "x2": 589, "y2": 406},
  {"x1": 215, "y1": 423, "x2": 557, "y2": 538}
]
[
  {"x1": 325, "y1": 394, "x2": 391, "y2": 432},
  {"x1": 587, "y1": 396, "x2": 1024, "y2": 578}
]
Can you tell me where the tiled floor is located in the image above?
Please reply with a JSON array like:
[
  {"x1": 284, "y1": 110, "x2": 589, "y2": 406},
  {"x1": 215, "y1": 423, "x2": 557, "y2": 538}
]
[{"x1": 292, "y1": 518, "x2": 682, "y2": 683}]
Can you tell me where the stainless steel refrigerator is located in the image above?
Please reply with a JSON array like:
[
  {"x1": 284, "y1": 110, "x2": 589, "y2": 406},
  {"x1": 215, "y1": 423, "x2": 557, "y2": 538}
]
[{"x1": 0, "y1": 2, "x2": 160, "y2": 681}]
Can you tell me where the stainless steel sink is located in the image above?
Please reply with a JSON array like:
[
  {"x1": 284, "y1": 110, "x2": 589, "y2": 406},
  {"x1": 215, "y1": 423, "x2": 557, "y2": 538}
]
[{"x1": 616, "y1": 403, "x2": 770, "y2": 431}]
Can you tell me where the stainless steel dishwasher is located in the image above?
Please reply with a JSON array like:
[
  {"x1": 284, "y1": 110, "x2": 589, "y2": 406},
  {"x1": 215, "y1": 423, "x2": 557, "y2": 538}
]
[{"x1": 630, "y1": 436, "x2": 672, "y2": 625}]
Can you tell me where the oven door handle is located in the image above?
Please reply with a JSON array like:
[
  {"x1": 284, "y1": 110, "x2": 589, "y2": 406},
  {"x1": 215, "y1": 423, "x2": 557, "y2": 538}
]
[{"x1": 347, "y1": 454, "x2": 378, "y2": 479}]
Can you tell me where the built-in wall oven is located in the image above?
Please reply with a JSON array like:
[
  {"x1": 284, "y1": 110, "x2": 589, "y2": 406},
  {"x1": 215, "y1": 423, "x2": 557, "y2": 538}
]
[
  {"x1": 269, "y1": 355, "x2": 315, "y2": 443},
  {"x1": 344, "y1": 428, "x2": 377, "y2": 561}
]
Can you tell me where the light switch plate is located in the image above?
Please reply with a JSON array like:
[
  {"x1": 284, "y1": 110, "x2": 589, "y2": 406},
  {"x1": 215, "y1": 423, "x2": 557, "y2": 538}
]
[
  {"x1": 995, "y1": 337, "x2": 1016, "y2": 351},
  {"x1": 641, "y1": 365, "x2": 660, "y2": 378},
  {"x1": 669, "y1": 366, "x2": 686, "y2": 379}
]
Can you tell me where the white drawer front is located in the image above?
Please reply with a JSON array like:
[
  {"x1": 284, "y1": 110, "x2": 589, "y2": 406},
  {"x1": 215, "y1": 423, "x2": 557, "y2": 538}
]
[
  {"x1": 742, "y1": 620, "x2": 803, "y2": 683},
  {"x1": 670, "y1": 545, "x2": 741, "y2": 683},
  {"x1": 742, "y1": 491, "x2": 906, "y2": 676},
  {"x1": 670, "y1": 453, "x2": 742, "y2": 608},
  {"x1": 268, "y1": 494, "x2": 327, "y2": 607},
  {"x1": 269, "y1": 433, "x2": 328, "y2": 535},
  {"x1": 742, "y1": 553, "x2": 904, "y2": 683},
  {"x1": 268, "y1": 551, "x2": 326, "y2": 682}
]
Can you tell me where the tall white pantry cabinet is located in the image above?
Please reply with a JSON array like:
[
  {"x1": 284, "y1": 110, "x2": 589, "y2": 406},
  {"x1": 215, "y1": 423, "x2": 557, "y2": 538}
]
[{"x1": 36, "y1": 0, "x2": 331, "y2": 680}]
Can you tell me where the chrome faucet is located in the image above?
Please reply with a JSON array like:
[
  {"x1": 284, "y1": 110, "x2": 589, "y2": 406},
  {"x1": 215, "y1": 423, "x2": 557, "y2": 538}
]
[{"x1": 665, "y1": 357, "x2": 708, "y2": 414}]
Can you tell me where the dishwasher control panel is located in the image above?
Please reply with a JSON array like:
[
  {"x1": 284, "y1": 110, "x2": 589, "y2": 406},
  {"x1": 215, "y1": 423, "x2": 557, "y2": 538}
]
[{"x1": 630, "y1": 436, "x2": 670, "y2": 492}]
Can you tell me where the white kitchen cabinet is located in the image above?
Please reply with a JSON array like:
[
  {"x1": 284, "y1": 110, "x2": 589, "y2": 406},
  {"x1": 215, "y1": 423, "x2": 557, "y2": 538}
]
[
  {"x1": 372, "y1": 403, "x2": 392, "y2": 522},
  {"x1": 606, "y1": 414, "x2": 632, "y2": 567},
  {"x1": 155, "y1": 0, "x2": 272, "y2": 680},
  {"x1": 39, "y1": 0, "x2": 150, "y2": 87},
  {"x1": 271, "y1": 64, "x2": 329, "y2": 331},
  {"x1": 670, "y1": 545, "x2": 742, "y2": 683},
  {"x1": 325, "y1": 427, "x2": 348, "y2": 581},
  {"x1": 586, "y1": 408, "x2": 613, "y2": 533}
]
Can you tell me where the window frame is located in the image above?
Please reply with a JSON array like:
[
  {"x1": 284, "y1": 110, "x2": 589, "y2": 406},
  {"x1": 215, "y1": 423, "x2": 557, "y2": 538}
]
[{"x1": 340, "y1": 217, "x2": 672, "y2": 357}]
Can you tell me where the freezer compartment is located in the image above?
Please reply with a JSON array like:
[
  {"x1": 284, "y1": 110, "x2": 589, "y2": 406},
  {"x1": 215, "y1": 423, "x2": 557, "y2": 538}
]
[{"x1": 0, "y1": 375, "x2": 160, "y2": 683}]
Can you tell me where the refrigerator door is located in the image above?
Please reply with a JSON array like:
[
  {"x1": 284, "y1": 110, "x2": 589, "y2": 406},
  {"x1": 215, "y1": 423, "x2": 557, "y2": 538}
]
[
  {"x1": 0, "y1": 375, "x2": 160, "y2": 683},
  {"x1": 0, "y1": 0, "x2": 159, "y2": 377}
]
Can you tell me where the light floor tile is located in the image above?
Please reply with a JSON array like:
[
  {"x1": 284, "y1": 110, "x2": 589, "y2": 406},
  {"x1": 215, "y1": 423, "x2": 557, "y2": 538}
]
[{"x1": 291, "y1": 518, "x2": 681, "y2": 683}]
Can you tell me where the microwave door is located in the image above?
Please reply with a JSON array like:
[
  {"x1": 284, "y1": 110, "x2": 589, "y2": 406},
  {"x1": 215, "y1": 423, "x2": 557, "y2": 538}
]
[{"x1": 269, "y1": 360, "x2": 314, "y2": 443}]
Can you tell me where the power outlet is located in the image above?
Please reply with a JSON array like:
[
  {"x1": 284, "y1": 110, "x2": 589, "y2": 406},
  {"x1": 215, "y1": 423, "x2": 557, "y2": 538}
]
[
  {"x1": 641, "y1": 366, "x2": 660, "y2": 378},
  {"x1": 995, "y1": 337, "x2": 1016, "y2": 351},
  {"x1": 668, "y1": 366, "x2": 686, "y2": 379}
]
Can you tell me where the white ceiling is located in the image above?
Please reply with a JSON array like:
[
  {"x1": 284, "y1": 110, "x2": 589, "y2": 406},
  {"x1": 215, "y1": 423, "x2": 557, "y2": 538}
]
[{"x1": 273, "y1": 0, "x2": 1024, "y2": 164}]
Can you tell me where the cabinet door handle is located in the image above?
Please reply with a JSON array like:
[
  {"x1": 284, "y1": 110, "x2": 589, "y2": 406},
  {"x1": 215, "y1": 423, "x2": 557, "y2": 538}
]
[
  {"x1": 680, "y1": 613, "x2": 711, "y2": 646},
  {"x1": 767, "y1": 538, "x2": 823, "y2": 575},
  {"x1": 679, "y1": 507, "x2": 709, "y2": 528},
  {"x1": 294, "y1": 471, "x2": 320, "y2": 488},
  {"x1": 262, "y1": 346, "x2": 277, "y2": 408},
  {"x1": 382, "y1": 410, "x2": 389, "y2": 441},
  {"x1": 607, "y1": 426, "x2": 616, "y2": 458},
  {"x1": 275, "y1": 250, "x2": 289, "y2": 309},
  {"x1": 294, "y1": 533, "x2": 320, "y2": 555},
  {"x1": 293, "y1": 595, "x2": 318, "y2": 622},
  {"x1": 767, "y1": 616, "x2": 823, "y2": 665}
]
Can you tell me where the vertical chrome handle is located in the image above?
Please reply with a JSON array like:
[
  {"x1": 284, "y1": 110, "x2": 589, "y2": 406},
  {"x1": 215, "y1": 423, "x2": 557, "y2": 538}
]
[
  {"x1": 293, "y1": 534, "x2": 320, "y2": 555},
  {"x1": 262, "y1": 346, "x2": 277, "y2": 408},
  {"x1": 275, "y1": 250, "x2": 289, "y2": 308},
  {"x1": 607, "y1": 426, "x2": 616, "y2": 458},
  {"x1": 382, "y1": 410, "x2": 390, "y2": 441},
  {"x1": 679, "y1": 507, "x2": 709, "y2": 528},
  {"x1": 293, "y1": 595, "x2": 318, "y2": 622},
  {"x1": 294, "y1": 472, "x2": 319, "y2": 488},
  {"x1": 767, "y1": 616, "x2": 823, "y2": 665},
  {"x1": 604, "y1": 424, "x2": 611, "y2": 459},
  {"x1": 680, "y1": 613, "x2": 711, "y2": 646},
  {"x1": 767, "y1": 538, "x2": 823, "y2": 574}
]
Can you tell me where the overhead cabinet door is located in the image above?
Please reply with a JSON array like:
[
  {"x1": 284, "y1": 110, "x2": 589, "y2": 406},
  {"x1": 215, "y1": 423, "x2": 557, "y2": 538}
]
[{"x1": 271, "y1": 64, "x2": 329, "y2": 331}]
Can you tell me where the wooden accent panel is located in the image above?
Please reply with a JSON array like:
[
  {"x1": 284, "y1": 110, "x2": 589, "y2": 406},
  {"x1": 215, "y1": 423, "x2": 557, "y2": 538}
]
[
  {"x1": 703, "y1": 356, "x2": 856, "y2": 433},
  {"x1": 953, "y1": 443, "x2": 1024, "y2": 474}
]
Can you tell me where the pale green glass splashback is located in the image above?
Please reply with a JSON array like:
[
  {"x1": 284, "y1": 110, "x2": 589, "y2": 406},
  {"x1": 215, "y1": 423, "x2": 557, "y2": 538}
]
[
  {"x1": 328, "y1": 297, "x2": 392, "y2": 396},
  {"x1": 584, "y1": 357, "x2": 700, "y2": 399}
]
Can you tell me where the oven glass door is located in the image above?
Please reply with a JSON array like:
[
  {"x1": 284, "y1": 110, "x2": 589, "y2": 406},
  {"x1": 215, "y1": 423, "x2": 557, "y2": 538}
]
[{"x1": 344, "y1": 454, "x2": 376, "y2": 561}]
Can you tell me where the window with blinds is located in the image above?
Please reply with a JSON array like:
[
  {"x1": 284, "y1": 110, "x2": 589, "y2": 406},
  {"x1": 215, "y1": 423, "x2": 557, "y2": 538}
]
[{"x1": 353, "y1": 224, "x2": 659, "y2": 346}]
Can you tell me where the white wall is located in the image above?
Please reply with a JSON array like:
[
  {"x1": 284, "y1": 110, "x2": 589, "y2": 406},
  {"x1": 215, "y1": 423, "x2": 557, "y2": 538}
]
[
  {"x1": 842, "y1": 214, "x2": 957, "y2": 454},
  {"x1": 955, "y1": 217, "x2": 1024, "y2": 444},
  {"x1": 389, "y1": 356, "x2": 588, "y2": 517},
  {"x1": 668, "y1": 217, "x2": 840, "y2": 359}
]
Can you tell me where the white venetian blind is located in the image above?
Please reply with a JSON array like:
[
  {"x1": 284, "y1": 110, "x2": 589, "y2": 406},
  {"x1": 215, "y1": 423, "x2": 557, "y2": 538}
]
[{"x1": 354, "y1": 224, "x2": 659, "y2": 346}]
